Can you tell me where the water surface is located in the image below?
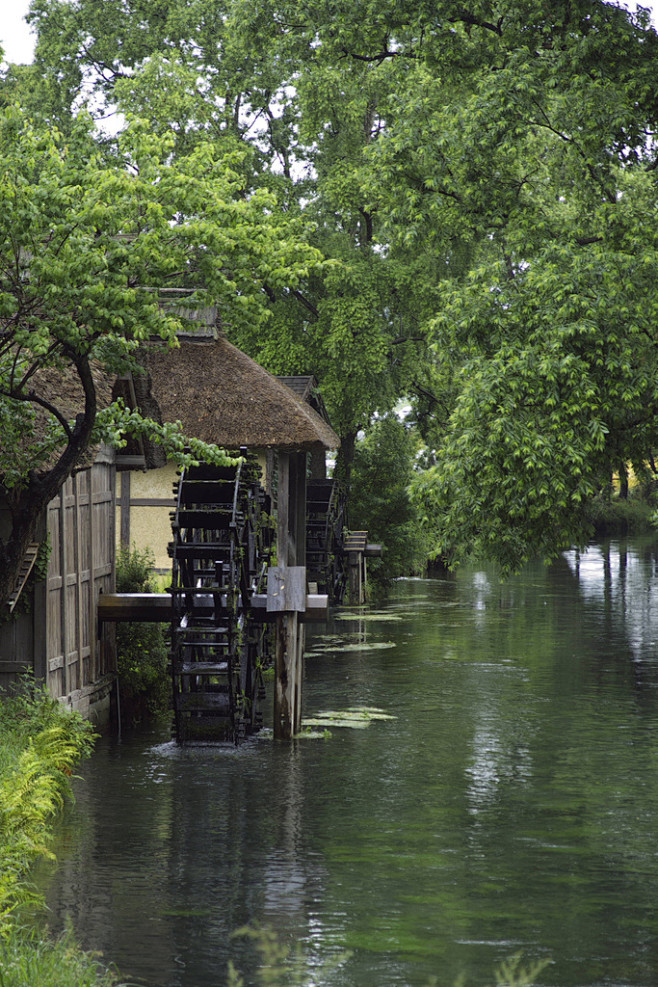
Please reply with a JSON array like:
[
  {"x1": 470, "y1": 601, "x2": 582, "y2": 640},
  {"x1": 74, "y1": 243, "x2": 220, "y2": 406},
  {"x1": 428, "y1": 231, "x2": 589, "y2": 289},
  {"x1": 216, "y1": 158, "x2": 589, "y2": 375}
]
[{"x1": 40, "y1": 539, "x2": 658, "y2": 985}]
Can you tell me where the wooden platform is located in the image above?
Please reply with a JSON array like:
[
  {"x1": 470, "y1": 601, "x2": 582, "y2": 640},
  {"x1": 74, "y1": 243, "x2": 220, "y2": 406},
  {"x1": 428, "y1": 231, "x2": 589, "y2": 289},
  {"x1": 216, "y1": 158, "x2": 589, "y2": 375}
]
[{"x1": 97, "y1": 591, "x2": 328, "y2": 625}]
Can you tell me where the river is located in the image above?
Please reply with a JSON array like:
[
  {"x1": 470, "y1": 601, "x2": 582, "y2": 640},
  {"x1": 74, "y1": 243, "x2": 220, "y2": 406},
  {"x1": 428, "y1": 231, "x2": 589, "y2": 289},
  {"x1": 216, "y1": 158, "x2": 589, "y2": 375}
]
[{"x1": 38, "y1": 537, "x2": 658, "y2": 986}]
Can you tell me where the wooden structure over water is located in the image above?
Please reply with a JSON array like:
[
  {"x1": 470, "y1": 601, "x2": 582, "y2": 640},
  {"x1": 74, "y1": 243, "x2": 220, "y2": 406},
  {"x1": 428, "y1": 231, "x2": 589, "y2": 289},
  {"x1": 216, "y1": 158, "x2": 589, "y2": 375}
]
[
  {"x1": 114, "y1": 331, "x2": 340, "y2": 740},
  {"x1": 2, "y1": 323, "x2": 349, "y2": 739}
]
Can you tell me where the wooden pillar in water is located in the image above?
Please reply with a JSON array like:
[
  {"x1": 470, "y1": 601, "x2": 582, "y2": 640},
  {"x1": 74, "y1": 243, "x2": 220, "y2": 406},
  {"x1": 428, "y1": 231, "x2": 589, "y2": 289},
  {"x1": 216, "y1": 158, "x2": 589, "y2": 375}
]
[
  {"x1": 273, "y1": 451, "x2": 307, "y2": 739},
  {"x1": 348, "y1": 550, "x2": 362, "y2": 606}
]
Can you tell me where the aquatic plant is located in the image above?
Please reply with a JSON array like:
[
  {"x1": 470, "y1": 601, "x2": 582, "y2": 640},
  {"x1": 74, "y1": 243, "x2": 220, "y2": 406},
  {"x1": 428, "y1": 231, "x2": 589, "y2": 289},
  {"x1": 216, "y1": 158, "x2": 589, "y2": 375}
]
[
  {"x1": 228, "y1": 923, "x2": 350, "y2": 987},
  {"x1": 301, "y1": 705, "x2": 397, "y2": 731}
]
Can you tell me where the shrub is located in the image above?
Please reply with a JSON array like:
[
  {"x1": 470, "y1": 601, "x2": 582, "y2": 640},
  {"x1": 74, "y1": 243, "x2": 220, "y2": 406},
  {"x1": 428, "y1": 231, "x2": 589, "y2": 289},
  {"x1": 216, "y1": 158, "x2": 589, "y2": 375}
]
[
  {"x1": 585, "y1": 494, "x2": 654, "y2": 536},
  {"x1": 115, "y1": 546, "x2": 170, "y2": 721}
]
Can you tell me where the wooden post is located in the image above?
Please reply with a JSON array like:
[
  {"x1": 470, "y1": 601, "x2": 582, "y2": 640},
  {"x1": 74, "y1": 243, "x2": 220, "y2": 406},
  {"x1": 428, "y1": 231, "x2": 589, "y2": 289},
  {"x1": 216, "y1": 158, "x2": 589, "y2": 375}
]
[
  {"x1": 344, "y1": 532, "x2": 370, "y2": 606},
  {"x1": 273, "y1": 452, "x2": 308, "y2": 739},
  {"x1": 73, "y1": 470, "x2": 83, "y2": 693},
  {"x1": 349, "y1": 551, "x2": 362, "y2": 605},
  {"x1": 32, "y1": 514, "x2": 48, "y2": 685},
  {"x1": 292, "y1": 453, "x2": 306, "y2": 734},
  {"x1": 120, "y1": 471, "x2": 131, "y2": 548},
  {"x1": 58, "y1": 484, "x2": 68, "y2": 699},
  {"x1": 274, "y1": 612, "x2": 296, "y2": 739}
]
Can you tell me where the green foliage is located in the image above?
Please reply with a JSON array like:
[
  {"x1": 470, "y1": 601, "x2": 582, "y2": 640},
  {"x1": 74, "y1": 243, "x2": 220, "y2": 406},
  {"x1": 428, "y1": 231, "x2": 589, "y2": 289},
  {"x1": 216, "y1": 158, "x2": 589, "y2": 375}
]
[
  {"x1": 0, "y1": 674, "x2": 96, "y2": 927},
  {"x1": 21, "y1": 0, "x2": 434, "y2": 479},
  {"x1": 0, "y1": 923, "x2": 122, "y2": 987},
  {"x1": 115, "y1": 545, "x2": 159, "y2": 595},
  {"x1": 0, "y1": 98, "x2": 322, "y2": 607},
  {"x1": 586, "y1": 493, "x2": 655, "y2": 537},
  {"x1": 115, "y1": 547, "x2": 170, "y2": 719},
  {"x1": 0, "y1": 106, "x2": 321, "y2": 485},
  {"x1": 228, "y1": 923, "x2": 350, "y2": 987},
  {"x1": 15, "y1": 0, "x2": 658, "y2": 567},
  {"x1": 0, "y1": 679, "x2": 122, "y2": 986},
  {"x1": 350, "y1": 414, "x2": 430, "y2": 583}
]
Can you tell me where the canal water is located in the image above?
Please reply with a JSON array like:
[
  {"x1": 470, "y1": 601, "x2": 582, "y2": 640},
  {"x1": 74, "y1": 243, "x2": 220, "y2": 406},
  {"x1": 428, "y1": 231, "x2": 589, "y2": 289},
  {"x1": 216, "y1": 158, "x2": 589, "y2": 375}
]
[{"x1": 39, "y1": 538, "x2": 658, "y2": 986}]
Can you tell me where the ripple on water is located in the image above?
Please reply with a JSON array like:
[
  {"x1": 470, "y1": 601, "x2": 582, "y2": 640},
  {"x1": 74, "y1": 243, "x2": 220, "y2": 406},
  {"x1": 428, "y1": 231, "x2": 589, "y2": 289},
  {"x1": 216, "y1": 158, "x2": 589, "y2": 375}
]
[{"x1": 37, "y1": 539, "x2": 658, "y2": 987}]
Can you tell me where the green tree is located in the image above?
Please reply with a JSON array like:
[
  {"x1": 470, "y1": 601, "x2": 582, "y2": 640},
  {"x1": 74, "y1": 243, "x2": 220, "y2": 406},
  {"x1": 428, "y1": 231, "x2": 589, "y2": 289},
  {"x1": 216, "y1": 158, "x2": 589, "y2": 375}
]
[
  {"x1": 20, "y1": 0, "x2": 658, "y2": 568},
  {"x1": 23, "y1": 0, "x2": 439, "y2": 480},
  {"x1": 323, "y1": 0, "x2": 658, "y2": 567},
  {"x1": 0, "y1": 108, "x2": 321, "y2": 607},
  {"x1": 349, "y1": 413, "x2": 428, "y2": 583}
]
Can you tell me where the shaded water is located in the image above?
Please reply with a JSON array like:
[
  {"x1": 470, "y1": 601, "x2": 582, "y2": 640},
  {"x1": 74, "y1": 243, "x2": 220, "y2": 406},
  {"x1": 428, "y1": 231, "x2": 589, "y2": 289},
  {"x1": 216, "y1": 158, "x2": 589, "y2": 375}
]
[{"x1": 39, "y1": 539, "x2": 658, "y2": 986}]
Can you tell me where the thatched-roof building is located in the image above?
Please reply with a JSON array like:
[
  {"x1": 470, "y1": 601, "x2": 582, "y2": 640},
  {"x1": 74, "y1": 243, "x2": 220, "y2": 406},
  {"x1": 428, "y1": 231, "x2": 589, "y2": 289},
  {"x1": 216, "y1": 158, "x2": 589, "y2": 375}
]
[{"x1": 117, "y1": 334, "x2": 339, "y2": 571}]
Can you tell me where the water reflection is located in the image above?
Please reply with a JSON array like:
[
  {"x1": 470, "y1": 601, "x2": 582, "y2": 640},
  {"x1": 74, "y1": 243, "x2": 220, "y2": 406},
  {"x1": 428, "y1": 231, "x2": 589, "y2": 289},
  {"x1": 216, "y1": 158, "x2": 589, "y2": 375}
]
[
  {"x1": 565, "y1": 540, "x2": 658, "y2": 673},
  {"x1": 38, "y1": 538, "x2": 658, "y2": 986}
]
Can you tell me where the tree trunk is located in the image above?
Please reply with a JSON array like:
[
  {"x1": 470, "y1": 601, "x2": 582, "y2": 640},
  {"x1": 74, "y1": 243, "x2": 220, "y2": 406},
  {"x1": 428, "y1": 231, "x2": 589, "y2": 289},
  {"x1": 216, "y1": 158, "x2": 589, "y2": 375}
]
[
  {"x1": 334, "y1": 429, "x2": 358, "y2": 488},
  {"x1": 618, "y1": 462, "x2": 629, "y2": 500}
]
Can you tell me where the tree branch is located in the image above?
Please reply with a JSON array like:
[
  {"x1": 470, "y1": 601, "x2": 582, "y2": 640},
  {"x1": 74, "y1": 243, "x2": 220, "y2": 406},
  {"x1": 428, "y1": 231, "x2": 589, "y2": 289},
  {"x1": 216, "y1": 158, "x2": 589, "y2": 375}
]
[
  {"x1": 290, "y1": 288, "x2": 320, "y2": 319},
  {"x1": 25, "y1": 391, "x2": 74, "y2": 440},
  {"x1": 449, "y1": 11, "x2": 504, "y2": 35}
]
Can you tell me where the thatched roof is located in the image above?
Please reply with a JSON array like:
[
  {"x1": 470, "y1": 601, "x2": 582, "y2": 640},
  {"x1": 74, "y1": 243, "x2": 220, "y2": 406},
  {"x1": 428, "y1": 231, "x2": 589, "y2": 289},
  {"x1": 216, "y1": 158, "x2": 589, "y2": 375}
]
[
  {"x1": 34, "y1": 363, "x2": 115, "y2": 424},
  {"x1": 276, "y1": 375, "x2": 332, "y2": 427},
  {"x1": 8, "y1": 360, "x2": 115, "y2": 474},
  {"x1": 138, "y1": 336, "x2": 339, "y2": 451}
]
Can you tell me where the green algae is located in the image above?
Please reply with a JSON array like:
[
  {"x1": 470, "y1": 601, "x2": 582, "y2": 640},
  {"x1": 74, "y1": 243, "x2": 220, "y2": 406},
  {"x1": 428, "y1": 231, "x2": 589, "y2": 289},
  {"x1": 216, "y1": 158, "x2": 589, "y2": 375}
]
[{"x1": 302, "y1": 705, "x2": 397, "y2": 730}]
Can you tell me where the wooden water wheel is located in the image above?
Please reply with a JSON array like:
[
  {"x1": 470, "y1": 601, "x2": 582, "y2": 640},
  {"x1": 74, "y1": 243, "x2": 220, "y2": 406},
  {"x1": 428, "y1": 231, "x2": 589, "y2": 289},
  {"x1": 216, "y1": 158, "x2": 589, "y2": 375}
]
[
  {"x1": 306, "y1": 478, "x2": 347, "y2": 605},
  {"x1": 169, "y1": 453, "x2": 272, "y2": 743}
]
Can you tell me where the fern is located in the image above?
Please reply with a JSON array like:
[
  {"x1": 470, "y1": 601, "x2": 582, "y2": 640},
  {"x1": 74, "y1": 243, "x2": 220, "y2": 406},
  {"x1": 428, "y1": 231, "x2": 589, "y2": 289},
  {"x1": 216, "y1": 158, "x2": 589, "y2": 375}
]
[{"x1": 0, "y1": 683, "x2": 96, "y2": 931}]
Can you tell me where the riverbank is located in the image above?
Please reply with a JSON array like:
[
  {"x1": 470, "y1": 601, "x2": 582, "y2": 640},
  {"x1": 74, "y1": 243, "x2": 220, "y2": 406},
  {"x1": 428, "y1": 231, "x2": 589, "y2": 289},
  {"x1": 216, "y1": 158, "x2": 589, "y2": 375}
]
[{"x1": 0, "y1": 676, "x2": 121, "y2": 987}]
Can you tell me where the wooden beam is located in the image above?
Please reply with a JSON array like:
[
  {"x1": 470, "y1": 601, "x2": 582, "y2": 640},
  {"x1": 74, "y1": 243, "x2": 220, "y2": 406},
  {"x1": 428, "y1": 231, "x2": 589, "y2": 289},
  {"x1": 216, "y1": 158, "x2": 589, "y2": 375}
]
[
  {"x1": 252, "y1": 593, "x2": 328, "y2": 622},
  {"x1": 97, "y1": 591, "x2": 328, "y2": 625},
  {"x1": 277, "y1": 452, "x2": 291, "y2": 565},
  {"x1": 98, "y1": 593, "x2": 171, "y2": 623},
  {"x1": 59, "y1": 483, "x2": 68, "y2": 698},
  {"x1": 273, "y1": 452, "x2": 309, "y2": 739},
  {"x1": 0, "y1": 660, "x2": 32, "y2": 674},
  {"x1": 344, "y1": 530, "x2": 368, "y2": 552},
  {"x1": 349, "y1": 551, "x2": 363, "y2": 606},
  {"x1": 115, "y1": 455, "x2": 147, "y2": 470},
  {"x1": 120, "y1": 472, "x2": 131, "y2": 548}
]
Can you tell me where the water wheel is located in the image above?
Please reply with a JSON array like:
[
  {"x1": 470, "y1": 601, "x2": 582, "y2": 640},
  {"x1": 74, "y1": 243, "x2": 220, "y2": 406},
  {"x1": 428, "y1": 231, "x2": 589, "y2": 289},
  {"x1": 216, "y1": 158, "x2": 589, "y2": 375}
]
[
  {"x1": 306, "y1": 478, "x2": 347, "y2": 605},
  {"x1": 169, "y1": 453, "x2": 272, "y2": 743}
]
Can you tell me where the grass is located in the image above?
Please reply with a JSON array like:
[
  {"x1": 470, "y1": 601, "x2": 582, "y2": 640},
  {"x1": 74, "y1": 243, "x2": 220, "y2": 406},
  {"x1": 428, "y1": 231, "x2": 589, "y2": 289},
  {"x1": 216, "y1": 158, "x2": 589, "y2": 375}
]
[{"x1": 0, "y1": 925, "x2": 126, "y2": 987}]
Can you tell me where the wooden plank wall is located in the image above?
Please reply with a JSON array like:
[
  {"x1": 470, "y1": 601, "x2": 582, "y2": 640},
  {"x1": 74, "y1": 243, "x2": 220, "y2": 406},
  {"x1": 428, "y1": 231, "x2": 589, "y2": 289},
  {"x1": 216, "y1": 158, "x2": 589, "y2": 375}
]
[
  {"x1": 0, "y1": 449, "x2": 116, "y2": 711},
  {"x1": 46, "y1": 450, "x2": 116, "y2": 703}
]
